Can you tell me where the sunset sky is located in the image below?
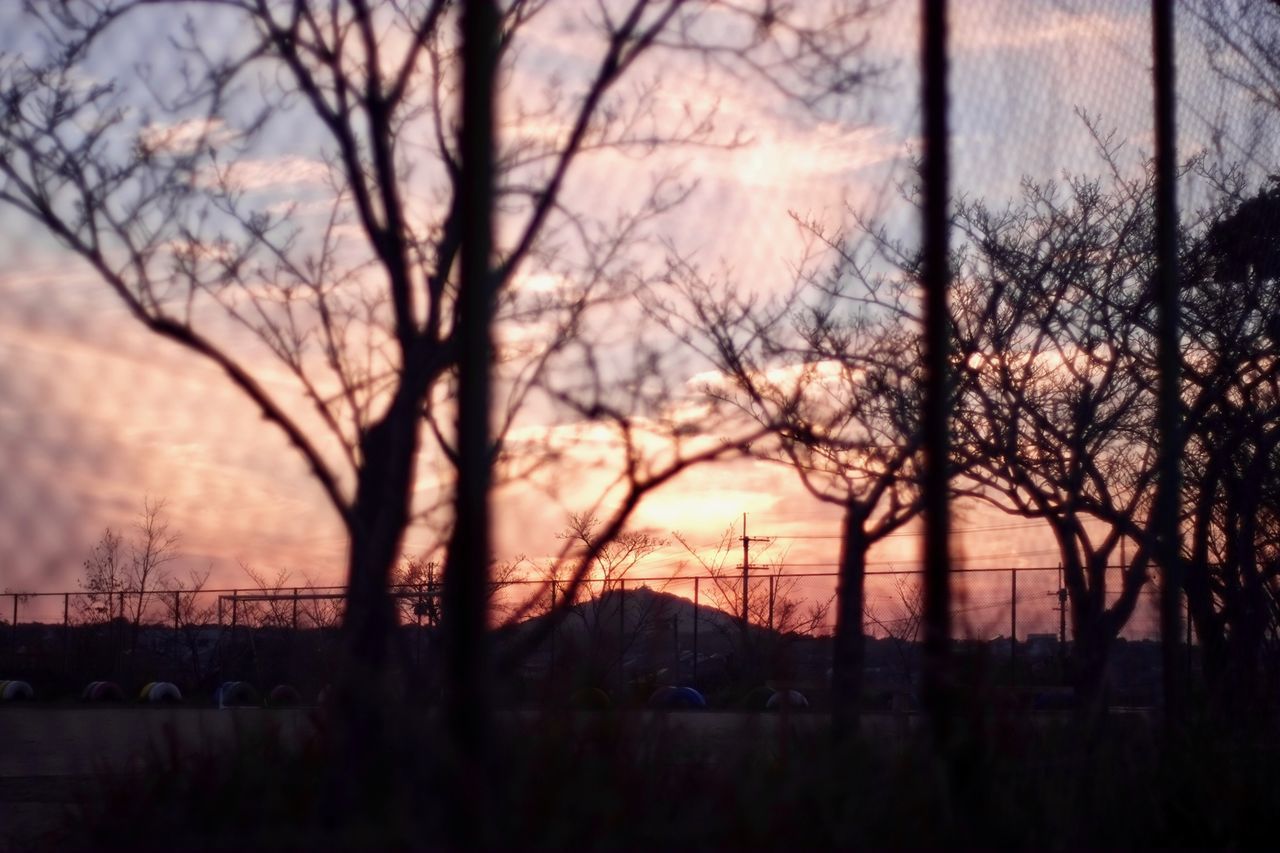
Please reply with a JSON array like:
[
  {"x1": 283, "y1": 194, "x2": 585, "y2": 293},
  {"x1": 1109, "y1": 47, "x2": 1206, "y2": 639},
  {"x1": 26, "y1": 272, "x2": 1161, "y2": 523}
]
[{"x1": 0, "y1": 1, "x2": 1267, "y2": 635}]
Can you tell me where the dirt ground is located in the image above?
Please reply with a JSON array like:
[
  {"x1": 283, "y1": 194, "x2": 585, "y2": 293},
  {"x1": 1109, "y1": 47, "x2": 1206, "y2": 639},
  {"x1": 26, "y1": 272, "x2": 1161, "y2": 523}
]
[
  {"x1": 0, "y1": 706, "x2": 908, "y2": 848},
  {"x1": 0, "y1": 707, "x2": 317, "y2": 848}
]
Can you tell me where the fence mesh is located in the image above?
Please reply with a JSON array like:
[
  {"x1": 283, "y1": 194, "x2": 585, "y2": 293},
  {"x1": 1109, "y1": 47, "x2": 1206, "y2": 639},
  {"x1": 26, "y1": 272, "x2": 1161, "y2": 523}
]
[{"x1": 1, "y1": 2, "x2": 1278, "y2": 714}]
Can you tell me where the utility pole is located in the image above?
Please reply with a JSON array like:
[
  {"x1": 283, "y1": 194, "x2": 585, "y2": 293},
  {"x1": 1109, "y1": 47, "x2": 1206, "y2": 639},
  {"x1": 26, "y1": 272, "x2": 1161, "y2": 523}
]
[
  {"x1": 1057, "y1": 564, "x2": 1067, "y2": 673},
  {"x1": 740, "y1": 513, "x2": 770, "y2": 628}
]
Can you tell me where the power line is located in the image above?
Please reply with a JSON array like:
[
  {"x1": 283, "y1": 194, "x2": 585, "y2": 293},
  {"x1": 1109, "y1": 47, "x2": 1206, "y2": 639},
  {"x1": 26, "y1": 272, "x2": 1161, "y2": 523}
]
[{"x1": 768, "y1": 520, "x2": 1052, "y2": 540}]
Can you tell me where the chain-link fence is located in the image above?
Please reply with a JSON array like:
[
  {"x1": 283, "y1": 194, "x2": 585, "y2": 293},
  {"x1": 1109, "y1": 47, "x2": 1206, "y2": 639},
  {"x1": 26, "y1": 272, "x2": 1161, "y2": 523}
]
[
  {"x1": 1, "y1": 1, "x2": 1278, "y2": 718},
  {"x1": 0, "y1": 561, "x2": 1191, "y2": 708}
]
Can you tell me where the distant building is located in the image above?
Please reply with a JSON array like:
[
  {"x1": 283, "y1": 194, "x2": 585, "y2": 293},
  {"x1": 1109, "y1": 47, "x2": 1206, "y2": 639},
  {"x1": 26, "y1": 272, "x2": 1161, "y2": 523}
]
[{"x1": 1026, "y1": 633, "x2": 1059, "y2": 658}]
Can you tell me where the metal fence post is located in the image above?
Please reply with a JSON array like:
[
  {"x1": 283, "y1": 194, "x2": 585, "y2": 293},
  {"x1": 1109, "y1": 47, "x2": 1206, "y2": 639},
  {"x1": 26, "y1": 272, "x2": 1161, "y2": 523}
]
[
  {"x1": 1010, "y1": 568, "x2": 1017, "y2": 686},
  {"x1": 549, "y1": 580, "x2": 557, "y2": 684},
  {"x1": 64, "y1": 593, "x2": 71, "y2": 674},
  {"x1": 672, "y1": 614, "x2": 679, "y2": 679},
  {"x1": 618, "y1": 579, "x2": 625, "y2": 685},
  {"x1": 1186, "y1": 592, "x2": 1193, "y2": 688},
  {"x1": 767, "y1": 576, "x2": 775, "y2": 632},
  {"x1": 693, "y1": 578, "x2": 700, "y2": 683}
]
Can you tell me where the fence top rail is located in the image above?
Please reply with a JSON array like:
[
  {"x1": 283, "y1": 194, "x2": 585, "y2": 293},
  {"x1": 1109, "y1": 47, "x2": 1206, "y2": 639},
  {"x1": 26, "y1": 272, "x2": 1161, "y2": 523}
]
[{"x1": 2, "y1": 563, "x2": 1118, "y2": 600}]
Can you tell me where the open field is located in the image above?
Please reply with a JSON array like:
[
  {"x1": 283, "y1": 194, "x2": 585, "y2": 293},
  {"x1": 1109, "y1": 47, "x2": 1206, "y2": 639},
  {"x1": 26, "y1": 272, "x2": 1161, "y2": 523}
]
[
  {"x1": 1, "y1": 708, "x2": 317, "y2": 849},
  {"x1": 0, "y1": 704, "x2": 893, "y2": 847},
  {"x1": 0, "y1": 705, "x2": 893, "y2": 776},
  {"x1": 5, "y1": 704, "x2": 1268, "y2": 849}
]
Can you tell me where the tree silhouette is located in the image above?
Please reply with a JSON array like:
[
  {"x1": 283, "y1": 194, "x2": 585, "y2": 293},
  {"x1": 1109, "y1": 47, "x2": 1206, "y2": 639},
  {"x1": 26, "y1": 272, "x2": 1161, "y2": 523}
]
[
  {"x1": 81, "y1": 497, "x2": 180, "y2": 678},
  {"x1": 948, "y1": 157, "x2": 1161, "y2": 713},
  {"x1": 0, "y1": 1, "x2": 882, "y2": 830},
  {"x1": 1181, "y1": 180, "x2": 1280, "y2": 720},
  {"x1": 656, "y1": 230, "x2": 925, "y2": 736}
]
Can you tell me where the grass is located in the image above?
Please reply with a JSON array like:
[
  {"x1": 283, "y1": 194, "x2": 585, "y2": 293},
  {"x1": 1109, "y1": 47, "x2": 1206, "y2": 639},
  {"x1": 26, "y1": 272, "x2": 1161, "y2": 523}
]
[{"x1": 44, "y1": 704, "x2": 1280, "y2": 849}]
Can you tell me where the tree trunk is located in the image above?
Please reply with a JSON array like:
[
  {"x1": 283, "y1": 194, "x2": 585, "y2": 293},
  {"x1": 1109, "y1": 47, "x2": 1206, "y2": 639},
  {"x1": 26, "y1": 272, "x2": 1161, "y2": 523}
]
[
  {"x1": 831, "y1": 507, "x2": 868, "y2": 741},
  {"x1": 330, "y1": 406, "x2": 421, "y2": 818},
  {"x1": 1070, "y1": 618, "x2": 1111, "y2": 723}
]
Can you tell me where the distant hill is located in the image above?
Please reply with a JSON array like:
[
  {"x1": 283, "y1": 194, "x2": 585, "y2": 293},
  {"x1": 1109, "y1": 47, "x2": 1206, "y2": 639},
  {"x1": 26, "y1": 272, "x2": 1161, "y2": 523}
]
[{"x1": 512, "y1": 584, "x2": 779, "y2": 645}]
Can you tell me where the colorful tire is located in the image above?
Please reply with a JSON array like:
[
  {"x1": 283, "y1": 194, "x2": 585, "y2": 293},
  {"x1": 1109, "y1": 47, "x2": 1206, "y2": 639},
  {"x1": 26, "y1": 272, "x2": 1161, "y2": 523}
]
[
  {"x1": 742, "y1": 685, "x2": 776, "y2": 710},
  {"x1": 673, "y1": 686, "x2": 707, "y2": 708},
  {"x1": 85, "y1": 681, "x2": 125, "y2": 702},
  {"x1": 570, "y1": 687, "x2": 612, "y2": 710},
  {"x1": 765, "y1": 689, "x2": 809, "y2": 710},
  {"x1": 147, "y1": 682, "x2": 182, "y2": 704},
  {"x1": 1, "y1": 680, "x2": 33, "y2": 701},
  {"x1": 649, "y1": 685, "x2": 706, "y2": 709},
  {"x1": 217, "y1": 681, "x2": 260, "y2": 708}
]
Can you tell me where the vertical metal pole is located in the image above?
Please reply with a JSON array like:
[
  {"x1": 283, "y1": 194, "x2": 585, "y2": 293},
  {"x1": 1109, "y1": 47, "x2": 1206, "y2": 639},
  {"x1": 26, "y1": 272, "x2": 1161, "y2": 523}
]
[
  {"x1": 768, "y1": 576, "x2": 776, "y2": 632},
  {"x1": 1186, "y1": 592, "x2": 1193, "y2": 686},
  {"x1": 445, "y1": 0, "x2": 499, "y2": 789},
  {"x1": 672, "y1": 615, "x2": 679, "y2": 678},
  {"x1": 231, "y1": 594, "x2": 238, "y2": 630},
  {"x1": 1010, "y1": 569, "x2": 1017, "y2": 684},
  {"x1": 549, "y1": 580, "x2": 557, "y2": 684},
  {"x1": 64, "y1": 593, "x2": 70, "y2": 671},
  {"x1": 1152, "y1": 0, "x2": 1184, "y2": 727},
  {"x1": 1058, "y1": 565, "x2": 1068, "y2": 676},
  {"x1": 11, "y1": 594, "x2": 18, "y2": 660},
  {"x1": 173, "y1": 590, "x2": 180, "y2": 678},
  {"x1": 618, "y1": 579, "x2": 626, "y2": 684},
  {"x1": 693, "y1": 578, "x2": 700, "y2": 683},
  {"x1": 1185, "y1": 593, "x2": 1191, "y2": 648},
  {"x1": 292, "y1": 588, "x2": 299, "y2": 631},
  {"x1": 741, "y1": 513, "x2": 750, "y2": 626},
  {"x1": 920, "y1": 0, "x2": 953, "y2": 733}
]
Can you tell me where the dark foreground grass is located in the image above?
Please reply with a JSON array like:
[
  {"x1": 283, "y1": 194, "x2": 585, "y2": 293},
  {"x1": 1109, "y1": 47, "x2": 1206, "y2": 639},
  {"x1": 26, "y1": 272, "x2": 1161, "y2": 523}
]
[{"x1": 46, "y1": 707, "x2": 1280, "y2": 849}]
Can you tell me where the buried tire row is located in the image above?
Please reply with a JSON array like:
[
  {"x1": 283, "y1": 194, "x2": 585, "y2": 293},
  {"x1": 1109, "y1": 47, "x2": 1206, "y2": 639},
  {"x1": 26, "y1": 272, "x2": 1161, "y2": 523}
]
[
  {"x1": 0, "y1": 679, "x2": 313, "y2": 708},
  {"x1": 1, "y1": 679, "x2": 812, "y2": 712},
  {"x1": 570, "y1": 684, "x2": 810, "y2": 711}
]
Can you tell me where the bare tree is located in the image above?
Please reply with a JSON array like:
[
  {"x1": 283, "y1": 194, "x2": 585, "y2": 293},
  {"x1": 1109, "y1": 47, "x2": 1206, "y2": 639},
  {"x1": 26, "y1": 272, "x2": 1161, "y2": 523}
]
[
  {"x1": 239, "y1": 562, "x2": 296, "y2": 629},
  {"x1": 0, "y1": 0, "x2": 878, "y2": 695},
  {"x1": 1180, "y1": 180, "x2": 1280, "y2": 720},
  {"x1": 1190, "y1": 1, "x2": 1280, "y2": 127},
  {"x1": 161, "y1": 567, "x2": 219, "y2": 686},
  {"x1": 393, "y1": 555, "x2": 442, "y2": 630},
  {"x1": 675, "y1": 522, "x2": 832, "y2": 682},
  {"x1": 946, "y1": 150, "x2": 1165, "y2": 713},
  {"x1": 79, "y1": 528, "x2": 127, "y2": 625},
  {"x1": 1, "y1": 3, "x2": 882, "y2": 826},
  {"x1": 123, "y1": 497, "x2": 181, "y2": 669},
  {"x1": 1182, "y1": 0, "x2": 1280, "y2": 721},
  {"x1": 655, "y1": 238, "x2": 925, "y2": 736},
  {"x1": 80, "y1": 498, "x2": 180, "y2": 675},
  {"x1": 554, "y1": 513, "x2": 667, "y2": 602},
  {"x1": 864, "y1": 573, "x2": 922, "y2": 695},
  {"x1": 299, "y1": 574, "x2": 346, "y2": 631},
  {"x1": 533, "y1": 513, "x2": 670, "y2": 686}
]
